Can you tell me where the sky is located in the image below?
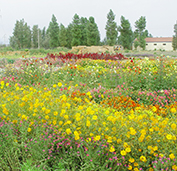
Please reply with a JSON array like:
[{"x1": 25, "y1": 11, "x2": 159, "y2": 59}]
[{"x1": 0, "y1": 0, "x2": 177, "y2": 45}]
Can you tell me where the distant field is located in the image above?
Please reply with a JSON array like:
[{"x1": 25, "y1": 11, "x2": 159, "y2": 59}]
[{"x1": 0, "y1": 48, "x2": 177, "y2": 59}]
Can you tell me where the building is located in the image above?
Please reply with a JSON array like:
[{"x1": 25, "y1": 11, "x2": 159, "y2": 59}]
[{"x1": 133, "y1": 37, "x2": 173, "y2": 51}]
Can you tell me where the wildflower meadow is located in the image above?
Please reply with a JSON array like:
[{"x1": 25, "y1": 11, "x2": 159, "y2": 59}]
[{"x1": 0, "y1": 52, "x2": 177, "y2": 171}]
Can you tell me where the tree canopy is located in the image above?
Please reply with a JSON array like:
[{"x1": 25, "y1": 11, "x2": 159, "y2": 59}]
[
  {"x1": 105, "y1": 9, "x2": 118, "y2": 46},
  {"x1": 118, "y1": 16, "x2": 133, "y2": 50}
]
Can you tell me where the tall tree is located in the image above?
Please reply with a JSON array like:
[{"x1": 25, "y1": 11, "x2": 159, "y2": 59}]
[
  {"x1": 10, "y1": 19, "x2": 31, "y2": 49},
  {"x1": 100, "y1": 37, "x2": 107, "y2": 45},
  {"x1": 32, "y1": 25, "x2": 38, "y2": 48},
  {"x1": 86, "y1": 16, "x2": 100, "y2": 46},
  {"x1": 40, "y1": 27, "x2": 49, "y2": 49},
  {"x1": 118, "y1": 16, "x2": 133, "y2": 49},
  {"x1": 105, "y1": 9, "x2": 118, "y2": 46},
  {"x1": 9, "y1": 36, "x2": 19, "y2": 49},
  {"x1": 80, "y1": 17, "x2": 88, "y2": 45},
  {"x1": 59, "y1": 24, "x2": 67, "y2": 47},
  {"x1": 172, "y1": 22, "x2": 177, "y2": 50},
  {"x1": 71, "y1": 14, "x2": 82, "y2": 46},
  {"x1": 47, "y1": 14, "x2": 60, "y2": 48},
  {"x1": 134, "y1": 16, "x2": 147, "y2": 50},
  {"x1": 23, "y1": 23, "x2": 31, "y2": 48},
  {"x1": 66, "y1": 23, "x2": 73, "y2": 49}
]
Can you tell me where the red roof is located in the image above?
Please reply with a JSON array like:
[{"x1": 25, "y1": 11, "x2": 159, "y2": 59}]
[
  {"x1": 145, "y1": 37, "x2": 173, "y2": 42},
  {"x1": 134, "y1": 37, "x2": 173, "y2": 42}
]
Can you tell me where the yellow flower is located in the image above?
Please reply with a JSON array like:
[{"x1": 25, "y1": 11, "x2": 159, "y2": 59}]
[
  {"x1": 86, "y1": 120, "x2": 91, "y2": 127},
  {"x1": 152, "y1": 106, "x2": 157, "y2": 112},
  {"x1": 109, "y1": 146, "x2": 115, "y2": 153},
  {"x1": 140, "y1": 155, "x2": 147, "y2": 162},
  {"x1": 172, "y1": 165, "x2": 177, "y2": 171},
  {"x1": 90, "y1": 133, "x2": 94, "y2": 137},
  {"x1": 45, "y1": 109, "x2": 50, "y2": 114},
  {"x1": 117, "y1": 138, "x2": 122, "y2": 144},
  {"x1": 166, "y1": 134, "x2": 173, "y2": 140},
  {"x1": 64, "y1": 115, "x2": 69, "y2": 119},
  {"x1": 120, "y1": 150, "x2": 127, "y2": 156},
  {"x1": 92, "y1": 115, "x2": 97, "y2": 120},
  {"x1": 53, "y1": 84, "x2": 57, "y2": 88},
  {"x1": 53, "y1": 120, "x2": 57, "y2": 125},
  {"x1": 59, "y1": 121, "x2": 63, "y2": 125},
  {"x1": 130, "y1": 127, "x2": 136, "y2": 135},
  {"x1": 170, "y1": 108, "x2": 176, "y2": 113},
  {"x1": 125, "y1": 147, "x2": 131, "y2": 153},
  {"x1": 153, "y1": 146, "x2": 158, "y2": 151},
  {"x1": 128, "y1": 165, "x2": 132, "y2": 170},
  {"x1": 134, "y1": 168, "x2": 139, "y2": 171},
  {"x1": 93, "y1": 135, "x2": 100, "y2": 141},
  {"x1": 54, "y1": 111, "x2": 58, "y2": 116},
  {"x1": 169, "y1": 153, "x2": 175, "y2": 160},
  {"x1": 149, "y1": 168, "x2": 154, "y2": 171},
  {"x1": 107, "y1": 136, "x2": 112, "y2": 143},
  {"x1": 171, "y1": 123, "x2": 176, "y2": 130},
  {"x1": 134, "y1": 162, "x2": 139, "y2": 167},
  {"x1": 21, "y1": 115, "x2": 26, "y2": 119},
  {"x1": 58, "y1": 82, "x2": 62, "y2": 87},
  {"x1": 129, "y1": 158, "x2": 135, "y2": 163},
  {"x1": 86, "y1": 91, "x2": 91, "y2": 96},
  {"x1": 27, "y1": 128, "x2": 31, "y2": 132},
  {"x1": 45, "y1": 115, "x2": 49, "y2": 120},
  {"x1": 66, "y1": 128, "x2": 71, "y2": 135},
  {"x1": 74, "y1": 131, "x2": 80, "y2": 140}
]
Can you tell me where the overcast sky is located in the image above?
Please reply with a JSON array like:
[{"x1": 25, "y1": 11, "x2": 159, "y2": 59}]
[{"x1": 0, "y1": 0, "x2": 177, "y2": 44}]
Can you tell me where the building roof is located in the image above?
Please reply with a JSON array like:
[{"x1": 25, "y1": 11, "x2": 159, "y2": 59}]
[{"x1": 145, "y1": 37, "x2": 173, "y2": 42}]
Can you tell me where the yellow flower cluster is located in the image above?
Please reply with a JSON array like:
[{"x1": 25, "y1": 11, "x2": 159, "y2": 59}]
[{"x1": 0, "y1": 82, "x2": 177, "y2": 167}]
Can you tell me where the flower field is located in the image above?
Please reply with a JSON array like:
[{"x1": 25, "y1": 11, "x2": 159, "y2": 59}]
[{"x1": 0, "y1": 53, "x2": 177, "y2": 171}]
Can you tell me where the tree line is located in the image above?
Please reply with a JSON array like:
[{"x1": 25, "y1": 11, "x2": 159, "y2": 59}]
[{"x1": 10, "y1": 9, "x2": 152, "y2": 50}]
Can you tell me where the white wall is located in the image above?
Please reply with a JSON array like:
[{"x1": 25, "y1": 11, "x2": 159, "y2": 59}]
[
  {"x1": 132, "y1": 42, "x2": 173, "y2": 51},
  {"x1": 146, "y1": 42, "x2": 173, "y2": 51}
]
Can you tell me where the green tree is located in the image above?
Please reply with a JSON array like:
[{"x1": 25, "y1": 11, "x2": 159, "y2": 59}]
[
  {"x1": 86, "y1": 16, "x2": 100, "y2": 46},
  {"x1": 100, "y1": 37, "x2": 107, "y2": 45},
  {"x1": 47, "y1": 14, "x2": 60, "y2": 48},
  {"x1": 66, "y1": 23, "x2": 73, "y2": 49},
  {"x1": 32, "y1": 25, "x2": 38, "y2": 48},
  {"x1": 118, "y1": 16, "x2": 133, "y2": 49},
  {"x1": 134, "y1": 16, "x2": 147, "y2": 50},
  {"x1": 105, "y1": 9, "x2": 118, "y2": 46},
  {"x1": 10, "y1": 19, "x2": 31, "y2": 49},
  {"x1": 59, "y1": 24, "x2": 67, "y2": 47},
  {"x1": 9, "y1": 36, "x2": 18, "y2": 49},
  {"x1": 41, "y1": 27, "x2": 50, "y2": 49},
  {"x1": 23, "y1": 23, "x2": 31, "y2": 48},
  {"x1": 71, "y1": 14, "x2": 82, "y2": 46},
  {"x1": 172, "y1": 22, "x2": 177, "y2": 50},
  {"x1": 80, "y1": 17, "x2": 88, "y2": 45}
]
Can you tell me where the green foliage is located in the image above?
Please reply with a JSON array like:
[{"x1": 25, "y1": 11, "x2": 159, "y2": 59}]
[
  {"x1": 86, "y1": 16, "x2": 100, "y2": 46},
  {"x1": 71, "y1": 14, "x2": 82, "y2": 46},
  {"x1": 134, "y1": 16, "x2": 147, "y2": 50},
  {"x1": 59, "y1": 24, "x2": 67, "y2": 47},
  {"x1": 10, "y1": 19, "x2": 31, "y2": 49},
  {"x1": 118, "y1": 16, "x2": 133, "y2": 50},
  {"x1": 172, "y1": 23, "x2": 177, "y2": 50},
  {"x1": 134, "y1": 41, "x2": 140, "y2": 49},
  {"x1": 80, "y1": 17, "x2": 88, "y2": 46},
  {"x1": 40, "y1": 27, "x2": 50, "y2": 49},
  {"x1": 65, "y1": 23, "x2": 73, "y2": 49},
  {"x1": 105, "y1": 9, "x2": 118, "y2": 46},
  {"x1": 32, "y1": 25, "x2": 39, "y2": 48},
  {"x1": 47, "y1": 14, "x2": 60, "y2": 48}
]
